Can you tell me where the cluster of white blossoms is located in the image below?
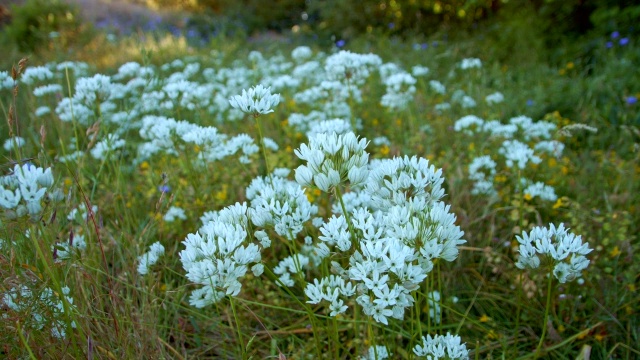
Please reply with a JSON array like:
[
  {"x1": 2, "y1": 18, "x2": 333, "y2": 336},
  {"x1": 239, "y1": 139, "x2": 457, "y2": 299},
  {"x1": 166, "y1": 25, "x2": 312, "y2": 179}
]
[
  {"x1": 3, "y1": 136, "x2": 26, "y2": 151},
  {"x1": 0, "y1": 163, "x2": 62, "y2": 218},
  {"x1": 324, "y1": 50, "x2": 382, "y2": 86},
  {"x1": 380, "y1": 72, "x2": 417, "y2": 110},
  {"x1": 246, "y1": 169, "x2": 318, "y2": 241},
  {"x1": 180, "y1": 203, "x2": 264, "y2": 307},
  {"x1": 458, "y1": 57, "x2": 482, "y2": 70},
  {"x1": 229, "y1": 84, "x2": 281, "y2": 116},
  {"x1": 468, "y1": 155, "x2": 497, "y2": 197},
  {"x1": 137, "y1": 241, "x2": 166, "y2": 275},
  {"x1": 2, "y1": 285, "x2": 77, "y2": 339},
  {"x1": 453, "y1": 114, "x2": 561, "y2": 202},
  {"x1": 302, "y1": 144, "x2": 465, "y2": 324},
  {"x1": 294, "y1": 132, "x2": 369, "y2": 192},
  {"x1": 485, "y1": 91, "x2": 505, "y2": 105},
  {"x1": 515, "y1": 223, "x2": 592, "y2": 283},
  {"x1": 413, "y1": 332, "x2": 470, "y2": 359},
  {"x1": 499, "y1": 140, "x2": 542, "y2": 170}
]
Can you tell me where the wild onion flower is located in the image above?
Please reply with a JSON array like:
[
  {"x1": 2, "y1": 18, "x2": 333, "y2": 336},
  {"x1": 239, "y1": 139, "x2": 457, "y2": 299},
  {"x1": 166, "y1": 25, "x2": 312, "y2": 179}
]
[
  {"x1": 54, "y1": 233, "x2": 86, "y2": 262},
  {"x1": 360, "y1": 346, "x2": 390, "y2": 360},
  {"x1": 164, "y1": 206, "x2": 187, "y2": 222},
  {"x1": 90, "y1": 133, "x2": 126, "y2": 160},
  {"x1": 246, "y1": 170, "x2": 318, "y2": 241},
  {"x1": 499, "y1": 140, "x2": 541, "y2": 169},
  {"x1": 485, "y1": 91, "x2": 505, "y2": 105},
  {"x1": 294, "y1": 132, "x2": 369, "y2": 192},
  {"x1": 324, "y1": 50, "x2": 382, "y2": 86},
  {"x1": 137, "y1": 242, "x2": 165, "y2": 275},
  {"x1": 3, "y1": 285, "x2": 77, "y2": 339},
  {"x1": 412, "y1": 65, "x2": 430, "y2": 77},
  {"x1": 0, "y1": 163, "x2": 56, "y2": 218},
  {"x1": 3, "y1": 137, "x2": 26, "y2": 151},
  {"x1": 429, "y1": 80, "x2": 446, "y2": 94},
  {"x1": 458, "y1": 57, "x2": 482, "y2": 70},
  {"x1": 291, "y1": 46, "x2": 313, "y2": 62},
  {"x1": 454, "y1": 115, "x2": 484, "y2": 135},
  {"x1": 413, "y1": 332, "x2": 469, "y2": 359},
  {"x1": 305, "y1": 155, "x2": 465, "y2": 325},
  {"x1": 229, "y1": 84, "x2": 280, "y2": 116},
  {"x1": 380, "y1": 72, "x2": 417, "y2": 110},
  {"x1": 515, "y1": 223, "x2": 592, "y2": 283},
  {"x1": 180, "y1": 203, "x2": 263, "y2": 307},
  {"x1": 468, "y1": 156, "x2": 497, "y2": 197}
]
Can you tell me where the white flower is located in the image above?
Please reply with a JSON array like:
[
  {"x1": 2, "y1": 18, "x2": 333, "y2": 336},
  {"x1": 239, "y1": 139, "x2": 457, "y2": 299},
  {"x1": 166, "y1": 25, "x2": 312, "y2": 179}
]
[
  {"x1": 137, "y1": 242, "x2": 165, "y2": 275},
  {"x1": 429, "y1": 80, "x2": 446, "y2": 94},
  {"x1": 485, "y1": 91, "x2": 505, "y2": 104},
  {"x1": 4, "y1": 136, "x2": 26, "y2": 151},
  {"x1": 414, "y1": 332, "x2": 469, "y2": 359},
  {"x1": 458, "y1": 57, "x2": 482, "y2": 69},
  {"x1": 229, "y1": 84, "x2": 280, "y2": 115},
  {"x1": 499, "y1": 140, "x2": 541, "y2": 169},
  {"x1": 515, "y1": 223, "x2": 592, "y2": 283},
  {"x1": 164, "y1": 206, "x2": 187, "y2": 222},
  {"x1": 294, "y1": 132, "x2": 369, "y2": 192}
]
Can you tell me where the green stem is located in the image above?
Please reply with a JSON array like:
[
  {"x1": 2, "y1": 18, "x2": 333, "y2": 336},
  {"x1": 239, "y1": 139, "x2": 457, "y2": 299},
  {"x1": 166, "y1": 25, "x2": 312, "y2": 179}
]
[
  {"x1": 254, "y1": 114, "x2": 271, "y2": 176},
  {"x1": 512, "y1": 273, "x2": 524, "y2": 356},
  {"x1": 229, "y1": 296, "x2": 247, "y2": 360},
  {"x1": 535, "y1": 274, "x2": 554, "y2": 357}
]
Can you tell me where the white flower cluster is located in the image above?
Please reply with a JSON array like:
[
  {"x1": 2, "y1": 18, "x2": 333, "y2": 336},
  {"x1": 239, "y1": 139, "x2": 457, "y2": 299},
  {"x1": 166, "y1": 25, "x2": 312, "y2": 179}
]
[
  {"x1": 523, "y1": 180, "x2": 557, "y2": 202},
  {"x1": 324, "y1": 50, "x2": 382, "y2": 86},
  {"x1": 164, "y1": 206, "x2": 187, "y2": 222},
  {"x1": 454, "y1": 115, "x2": 484, "y2": 135},
  {"x1": 429, "y1": 80, "x2": 446, "y2": 94},
  {"x1": 246, "y1": 171, "x2": 318, "y2": 242},
  {"x1": 304, "y1": 153, "x2": 464, "y2": 325},
  {"x1": 180, "y1": 203, "x2": 264, "y2": 307},
  {"x1": 458, "y1": 57, "x2": 482, "y2": 70},
  {"x1": 499, "y1": 140, "x2": 542, "y2": 169},
  {"x1": 3, "y1": 285, "x2": 77, "y2": 339},
  {"x1": 3, "y1": 137, "x2": 26, "y2": 151},
  {"x1": 137, "y1": 241, "x2": 166, "y2": 275},
  {"x1": 413, "y1": 332, "x2": 470, "y2": 359},
  {"x1": 90, "y1": 133, "x2": 126, "y2": 160},
  {"x1": 294, "y1": 132, "x2": 369, "y2": 192},
  {"x1": 360, "y1": 345, "x2": 390, "y2": 360},
  {"x1": 456, "y1": 114, "x2": 561, "y2": 202},
  {"x1": 515, "y1": 223, "x2": 592, "y2": 283},
  {"x1": 380, "y1": 72, "x2": 417, "y2": 110},
  {"x1": 0, "y1": 70, "x2": 15, "y2": 90},
  {"x1": 137, "y1": 115, "x2": 259, "y2": 165},
  {"x1": 0, "y1": 163, "x2": 61, "y2": 218},
  {"x1": 229, "y1": 84, "x2": 281, "y2": 116},
  {"x1": 485, "y1": 91, "x2": 504, "y2": 105},
  {"x1": 451, "y1": 90, "x2": 476, "y2": 108},
  {"x1": 54, "y1": 233, "x2": 87, "y2": 262},
  {"x1": 468, "y1": 156, "x2": 497, "y2": 196}
]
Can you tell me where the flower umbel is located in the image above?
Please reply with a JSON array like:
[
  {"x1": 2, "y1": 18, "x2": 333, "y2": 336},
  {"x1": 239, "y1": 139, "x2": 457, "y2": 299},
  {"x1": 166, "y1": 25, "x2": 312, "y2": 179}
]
[
  {"x1": 229, "y1": 84, "x2": 280, "y2": 116},
  {"x1": 515, "y1": 223, "x2": 592, "y2": 283}
]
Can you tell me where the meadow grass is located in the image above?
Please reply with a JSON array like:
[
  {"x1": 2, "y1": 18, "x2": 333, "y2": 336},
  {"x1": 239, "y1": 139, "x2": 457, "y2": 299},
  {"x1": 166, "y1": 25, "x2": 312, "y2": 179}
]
[{"x1": 0, "y1": 25, "x2": 638, "y2": 360}]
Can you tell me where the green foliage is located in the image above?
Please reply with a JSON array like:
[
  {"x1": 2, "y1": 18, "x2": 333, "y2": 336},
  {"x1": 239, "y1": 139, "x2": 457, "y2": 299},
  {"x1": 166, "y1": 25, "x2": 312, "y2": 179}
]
[{"x1": 4, "y1": 0, "x2": 83, "y2": 53}]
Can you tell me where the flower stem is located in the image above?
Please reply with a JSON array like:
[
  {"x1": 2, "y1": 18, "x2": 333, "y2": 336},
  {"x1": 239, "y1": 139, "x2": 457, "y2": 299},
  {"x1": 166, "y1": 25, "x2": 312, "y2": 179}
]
[
  {"x1": 535, "y1": 274, "x2": 554, "y2": 357},
  {"x1": 254, "y1": 115, "x2": 272, "y2": 176},
  {"x1": 229, "y1": 296, "x2": 247, "y2": 360}
]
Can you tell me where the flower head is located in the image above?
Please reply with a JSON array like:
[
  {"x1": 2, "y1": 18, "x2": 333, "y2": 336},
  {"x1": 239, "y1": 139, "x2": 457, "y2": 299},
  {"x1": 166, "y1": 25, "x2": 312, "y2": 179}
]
[
  {"x1": 229, "y1": 84, "x2": 280, "y2": 116},
  {"x1": 515, "y1": 223, "x2": 592, "y2": 283}
]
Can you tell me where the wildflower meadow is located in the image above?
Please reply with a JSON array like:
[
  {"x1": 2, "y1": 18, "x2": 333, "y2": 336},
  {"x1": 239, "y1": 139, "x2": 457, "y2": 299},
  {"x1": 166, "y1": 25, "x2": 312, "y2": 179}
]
[{"x1": 0, "y1": 1, "x2": 639, "y2": 359}]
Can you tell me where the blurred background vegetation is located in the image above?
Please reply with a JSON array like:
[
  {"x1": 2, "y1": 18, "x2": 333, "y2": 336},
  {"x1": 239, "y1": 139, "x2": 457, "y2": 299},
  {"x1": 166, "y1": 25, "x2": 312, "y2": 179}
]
[{"x1": 2, "y1": 0, "x2": 639, "y2": 55}]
